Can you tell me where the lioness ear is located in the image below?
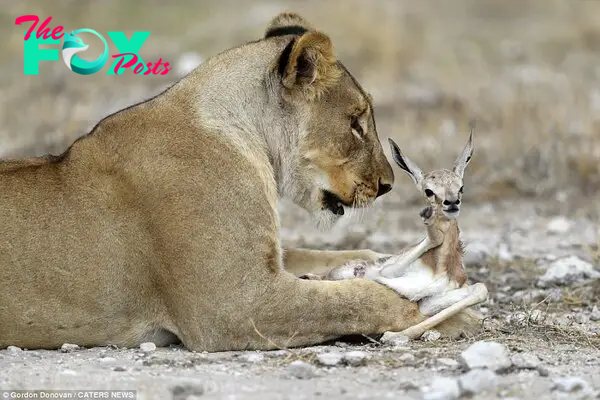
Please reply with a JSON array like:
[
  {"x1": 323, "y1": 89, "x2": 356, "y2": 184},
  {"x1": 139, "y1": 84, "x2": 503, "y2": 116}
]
[
  {"x1": 279, "y1": 32, "x2": 341, "y2": 99},
  {"x1": 265, "y1": 12, "x2": 313, "y2": 38}
]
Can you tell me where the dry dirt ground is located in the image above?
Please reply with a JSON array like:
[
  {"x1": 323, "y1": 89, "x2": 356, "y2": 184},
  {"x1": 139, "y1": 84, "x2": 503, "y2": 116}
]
[
  {"x1": 1, "y1": 1, "x2": 600, "y2": 399},
  {"x1": 1, "y1": 200, "x2": 599, "y2": 400}
]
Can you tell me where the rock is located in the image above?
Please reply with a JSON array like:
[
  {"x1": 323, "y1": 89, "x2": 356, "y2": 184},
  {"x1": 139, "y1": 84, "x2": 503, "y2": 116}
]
[
  {"x1": 171, "y1": 383, "x2": 205, "y2": 400},
  {"x1": 98, "y1": 357, "x2": 117, "y2": 363},
  {"x1": 342, "y1": 351, "x2": 368, "y2": 366},
  {"x1": 113, "y1": 366, "x2": 127, "y2": 372},
  {"x1": 536, "y1": 366, "x2": 550, "y2": 377},
  {"x1": 60, "y1": 343, "x2": 79, "y2": 353},
  {"x1": 437, "y1": 358, "x2": 459, "y2": 369},
  {"x1": 537, "y1": 256, "x2": 600, "y2": 288},
  {"x1": 574, "y1": 313, "x2": 589, "y2": 324},
  {"x1": 316, "y1": 352, "x2": 343, "y2": 367},
  {"x1": 399, "y1": 353, "x2": 416, "y2": 363},
  {"x1": 464, "y1": 242, "x2": 490, "y2": 267},
  {"x1": 287, "y1": 360, "x2": 316, "y2": 379},
  {"x1": 421, "y1": 330, "x2": 441, "y2": 342},
  {"x1": 547, "y1": 216, "x2": 571, "y2": 234},
  {"x1": 459, "y1": 369, "x2": 499, "y2": 395},
  {"x1": 6, "y1": 346, "x2": 22, "y2": 354},
  {"x1": 459, "y1": 341, "x2": 512, "y2": 372},
  {"x1": 511, "y1": 352, "x2": 541, "y2": 369},
  {"x1": 139, "y1": 342, "x2": 156, "y2": 353},
  {"x1": 420, "y1": 377, "x2": 461, "y2": 400},
  {"x1": 552, "y1": 377, "x2": 590, "y2": 393},
  {"x1": 239, "y1": 352, "x2": 264, "y2": 363},
  {"x1": 498, "y1": 243, "x2": 514, "y2": 262},
  {"x1": 590, "y1": 306, "x2": 600, "y2": 321},
  {"x1": 381, "y1": 332, "x2": 410, "y2": 347}
]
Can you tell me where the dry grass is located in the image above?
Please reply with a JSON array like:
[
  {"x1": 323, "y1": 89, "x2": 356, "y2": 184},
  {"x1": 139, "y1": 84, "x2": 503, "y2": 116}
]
[
  {"x1": 481, "y1": 307, "x2": 600, "y2": 351},
  {"x1": 1, "y1": 0, "x2": 600, "y2": 206}
]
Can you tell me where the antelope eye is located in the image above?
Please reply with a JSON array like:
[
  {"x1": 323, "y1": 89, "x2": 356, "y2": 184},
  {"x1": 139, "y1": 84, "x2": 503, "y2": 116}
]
[
  {"x1": 425, "y1": 189, "x2": 435, "y2": 197},
  {"x1": 459, "y1": 186, "x2": 464, "y2": 193}
]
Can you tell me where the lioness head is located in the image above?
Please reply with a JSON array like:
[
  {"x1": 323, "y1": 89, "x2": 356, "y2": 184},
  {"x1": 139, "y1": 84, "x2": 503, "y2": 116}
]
[{"x1": 265, "y1": 13, "x2": 394, "y2": 224}]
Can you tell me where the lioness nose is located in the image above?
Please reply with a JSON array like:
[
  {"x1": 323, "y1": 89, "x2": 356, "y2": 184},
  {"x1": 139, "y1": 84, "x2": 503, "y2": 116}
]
[{"x1": 376, "y1": 179, "x2": 393, "y2": 198}]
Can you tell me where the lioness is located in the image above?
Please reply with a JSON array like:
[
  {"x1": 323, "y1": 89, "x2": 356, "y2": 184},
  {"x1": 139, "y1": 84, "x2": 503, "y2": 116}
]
[{"x1": 0, "y1": 13, "x2": 475, "y2": 351}]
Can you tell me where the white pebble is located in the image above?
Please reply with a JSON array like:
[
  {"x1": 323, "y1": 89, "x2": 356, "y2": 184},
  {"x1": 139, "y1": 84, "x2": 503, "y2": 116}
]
[
  {"x1": 498, "y1": 243, "x2": 514, "y2": 262},
  {"x1": 399, "y1": 353, "x2": 415, "y2": 363},
  {"x1": 139, "y1": 342, "x2": 156, "y2": 353},
  {"x1": 459, "y1": 369, "x2": 499, "y2": 395},
  {"x1": 287, "y1": 360, "x2": 316, "y2": 379},
  {"x1": 537, "y1": 255, "x2": 600, "y2": 287},
  {"x1": 547, "y1": 216, "x2": 571, "y2": 234},
  {"x1": 421, "y1": 330, "x2": 441, "y2": 342},
  {"x1": 590, "y1": 305, "x2": 600, "y2": 321},
  {"x1": 239, "y1": 352, "x2": 264, "y2": 363},
  {"x1": 342, "y1": 351, "x2": 368, "y2": 366},
  {"x1": 316, "y1": 352, "x2": 343, "y2": 367},
  {"x1": 511, "y1": 352, "x2": 541, "y2": 369},
  {"x1": 552, "y1": 376, "x2": 591, "y2": 393},
  {"x1": 460, "y1": 341, "x2": 512, "y2": 372},
  {"x1": 421, "y1": 376, "x2": 461, "y2": 400},
  {"x1": 381, "y1": 332, "x2": 410, "y2": 347},
  {"x1": 60, "y1": 343, "x2": 80, "y2": 353},
  {"x1": 6, "y1": 346, "x2": 23, "y2": 354}
]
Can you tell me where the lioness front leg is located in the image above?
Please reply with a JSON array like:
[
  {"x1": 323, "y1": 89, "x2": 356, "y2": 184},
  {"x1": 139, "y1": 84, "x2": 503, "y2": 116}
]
[{"x1": 167, "y1": 273, "x2": 426, "y2": 352}]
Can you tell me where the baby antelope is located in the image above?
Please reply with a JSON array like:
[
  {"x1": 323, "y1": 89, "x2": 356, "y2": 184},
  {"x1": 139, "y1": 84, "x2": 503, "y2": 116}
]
[{"x1": 301, "y1": 130, "x2": 488, "y2": 338}]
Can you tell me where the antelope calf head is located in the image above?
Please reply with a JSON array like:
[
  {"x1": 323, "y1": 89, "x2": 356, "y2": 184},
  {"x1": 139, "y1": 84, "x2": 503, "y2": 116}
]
[
  {"x1": 299, "y1": 129, "x2": 488, "y2": 339},
  {"x1": 388, "y1": 129, "x2": 474, "y2": 221}
]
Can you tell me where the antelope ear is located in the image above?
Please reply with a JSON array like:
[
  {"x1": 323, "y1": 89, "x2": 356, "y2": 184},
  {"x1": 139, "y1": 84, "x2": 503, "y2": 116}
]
[
  {"x1": 278, "y1": 31, "x2": 341, "y2": 100},
  {"x1": 453, "y1": 129, "x2": 474, "y2": 178},
  {"x1": 388, "y1": 138, "x2": 424, "y2": 188}
]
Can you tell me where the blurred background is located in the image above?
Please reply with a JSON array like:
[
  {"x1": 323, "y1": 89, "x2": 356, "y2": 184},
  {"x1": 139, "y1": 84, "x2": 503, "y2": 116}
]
[{"x1": 2, "y1": 0, "x2": 600, "y2": 222}]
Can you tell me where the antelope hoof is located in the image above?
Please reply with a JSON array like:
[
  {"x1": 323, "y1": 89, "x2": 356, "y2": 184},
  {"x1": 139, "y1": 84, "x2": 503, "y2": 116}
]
[{"x1": 420, "y1": 206, "x2": 435, "y2": 225}]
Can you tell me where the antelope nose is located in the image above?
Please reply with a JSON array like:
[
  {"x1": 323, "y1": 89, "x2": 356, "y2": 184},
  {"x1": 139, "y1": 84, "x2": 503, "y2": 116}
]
[
  {"x1": 443, "y1": 199, "x2": 461, "y2": 206},
  {"x1": 376, "y1": 180, "x2": 393, "y2": 198}
]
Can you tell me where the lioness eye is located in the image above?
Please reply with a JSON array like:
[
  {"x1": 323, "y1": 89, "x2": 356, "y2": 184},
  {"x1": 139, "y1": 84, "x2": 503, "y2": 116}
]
[
  {"x1": 351, "y1": 116, "x2": 363, "y2": 138},
  {"x1": 459, "y1": 186, "x2": 464, "y2": 193},
  {"x1": 425, "y1": 189, "x2": 435, "y2": 197}
]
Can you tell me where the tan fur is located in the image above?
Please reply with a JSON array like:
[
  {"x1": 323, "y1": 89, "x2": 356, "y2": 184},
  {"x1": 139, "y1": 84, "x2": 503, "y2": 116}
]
[
  {"x1": 265, "y1": 12, "x2": 314, "y2": 34},
  {"x1": 420, "y1": 216, "x2": 467, "y2": 287},
  {"x1": 0, "y1": 12, "x2": 440, "y2": 351}
]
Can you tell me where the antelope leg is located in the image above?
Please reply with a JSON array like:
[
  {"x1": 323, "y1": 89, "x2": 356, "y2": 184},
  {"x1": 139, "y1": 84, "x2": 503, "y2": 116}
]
[{"x1": 397, "y1": 283, "x2": 488, "y2": 340}]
